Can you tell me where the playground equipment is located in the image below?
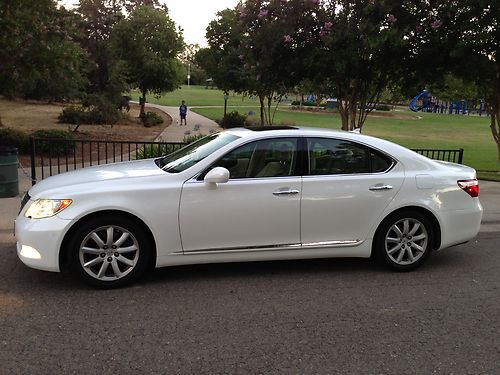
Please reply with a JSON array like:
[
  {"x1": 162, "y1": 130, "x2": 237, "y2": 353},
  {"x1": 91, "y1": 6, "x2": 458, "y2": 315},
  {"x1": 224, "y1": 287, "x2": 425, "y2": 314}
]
[
  {"x1": 409, "y1": 90, "x2": 430, "y2": 112},
  {"x1": 409, "y1": 89, "x2": 483, "y2": 115}
]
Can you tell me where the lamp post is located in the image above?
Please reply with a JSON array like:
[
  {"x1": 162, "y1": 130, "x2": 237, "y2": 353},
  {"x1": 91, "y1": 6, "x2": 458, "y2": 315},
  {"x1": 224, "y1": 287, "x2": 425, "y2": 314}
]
[{"x1": 223, "y1": 93, "x2": 229, "y2": 128}]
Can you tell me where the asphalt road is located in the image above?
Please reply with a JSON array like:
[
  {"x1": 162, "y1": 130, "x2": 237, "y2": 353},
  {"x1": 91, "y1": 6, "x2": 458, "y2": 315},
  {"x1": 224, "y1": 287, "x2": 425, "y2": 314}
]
[{"x1": 1, "y1": 229, "x2": 499, "y2": 374}]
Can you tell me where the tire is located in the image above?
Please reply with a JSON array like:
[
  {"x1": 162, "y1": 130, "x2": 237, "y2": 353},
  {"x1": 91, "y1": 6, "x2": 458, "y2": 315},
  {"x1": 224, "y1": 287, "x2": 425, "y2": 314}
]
[
  {"x1": 66, "y1": 215, "x2": 153, "y2": 288},
  {"x1": 374, "y1": 210, "x2": 434, "y2": 271}
]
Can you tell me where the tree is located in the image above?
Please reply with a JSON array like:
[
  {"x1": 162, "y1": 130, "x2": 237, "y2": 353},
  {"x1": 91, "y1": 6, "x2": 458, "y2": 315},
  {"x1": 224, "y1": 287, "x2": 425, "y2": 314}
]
[
  {"x1": 75, "y1": 0, "x2": 126, "y2": 101},
  {"x1": 204, "y1": 0, "x2": 320, "y2": 126},
  {"x1": 442, "y1": 1, "x2": 500, "y2": 161},
  {"x1": 306, "y1": 0, "x2": 438, "y2": 132},
  {"x1": 203, "y1": 9, "x2": 248, "y2": 94},
  {"x1": 0, "y1": 0, "x2": 88, "y2": 101},
  {"x1": 179, "y1": 44, "x2": 207, "y2": 85},
  {"x1": 111, "y1": 6, "x2": 184, "y2": 118}
]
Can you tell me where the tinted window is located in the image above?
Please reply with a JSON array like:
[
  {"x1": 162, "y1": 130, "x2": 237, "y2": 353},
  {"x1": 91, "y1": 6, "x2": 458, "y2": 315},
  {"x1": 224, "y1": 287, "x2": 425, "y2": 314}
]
[
  {"x1": 307, "y1": 138, "x2": 392, "y2": 175},
  {"x1": 211, "y1": 138, "x2": 298, "y2": 179}
]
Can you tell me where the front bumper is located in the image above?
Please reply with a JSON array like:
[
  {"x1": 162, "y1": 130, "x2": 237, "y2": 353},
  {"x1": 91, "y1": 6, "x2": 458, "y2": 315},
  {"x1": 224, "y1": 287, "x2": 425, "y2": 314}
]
[{"x1": 15, "y1": 213, "x2": 73, "y2": 272}]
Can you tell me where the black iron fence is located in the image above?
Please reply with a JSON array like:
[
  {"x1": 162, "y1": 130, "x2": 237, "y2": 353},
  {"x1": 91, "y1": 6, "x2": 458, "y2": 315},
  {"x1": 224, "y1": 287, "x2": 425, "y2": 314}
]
[
  {"x1": 412, "y1": 148, "x2": 464, "y2": 164},
  {"x1": 28, "y1": 137, "x2": 465, "y2": 185},
  {"x1": 29, "y1": 137, "x2": 185, "y2": 185}
]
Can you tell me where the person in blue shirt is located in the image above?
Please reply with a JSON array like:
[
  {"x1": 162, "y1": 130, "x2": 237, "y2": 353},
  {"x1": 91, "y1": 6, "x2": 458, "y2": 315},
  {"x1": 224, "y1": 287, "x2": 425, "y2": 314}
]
[{"x1": 179, "y1": 100, "x2": 187, "y2": 125}]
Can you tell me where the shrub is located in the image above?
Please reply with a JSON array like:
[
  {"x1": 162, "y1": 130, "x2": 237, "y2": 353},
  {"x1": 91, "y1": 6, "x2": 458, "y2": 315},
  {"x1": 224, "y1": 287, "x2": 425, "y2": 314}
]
[
  {"x1": 136, "y1": 143, "x2": 185, "y2": 159},
  {"x1": 32, "y1": 129, "x2": 74, "y2": 155},
  {"x1": 140, "y1": 111, "x2": 164, "y2": 127},
  {"x1": 183, "y1": 133, "x2": 206, "y2": 144},
  {"x1": 58, "y1": 106, "x2": 88, "y2": 124},
  {"x1": 0, "y1": 128, "x2": 30, "y2": 153},
  {"x1": 90, "y1": 100, "x2": 121, "y2": 124},
  {"x1": 375, "y1": 104, "x2": 391, "y2": 111},
  {"x1": 58, "y1": 101, "x2": 121, "y2": 127},
  {"x1": 223, "y1": 111, "x2": 247, "y2": 128}
]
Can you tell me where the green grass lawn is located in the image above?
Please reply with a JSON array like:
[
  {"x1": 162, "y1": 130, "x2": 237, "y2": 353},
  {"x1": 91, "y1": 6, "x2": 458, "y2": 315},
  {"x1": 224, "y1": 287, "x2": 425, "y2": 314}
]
[
  {"x1": 129, "y1": 86, "x2": 499, "y2": 178},
  {"x1": 128, "y1": 85, "x2": 263, "y2": 107}
]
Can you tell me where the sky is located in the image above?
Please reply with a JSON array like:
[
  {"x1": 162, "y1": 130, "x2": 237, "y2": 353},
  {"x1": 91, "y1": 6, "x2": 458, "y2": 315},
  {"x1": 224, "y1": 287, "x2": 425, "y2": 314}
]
[
  {"x1": 60, "y1": 0, "x2": 239, "y2": 46},
  {"x1": 164, "y1": 0, "x2": 239, "y2": 46}
]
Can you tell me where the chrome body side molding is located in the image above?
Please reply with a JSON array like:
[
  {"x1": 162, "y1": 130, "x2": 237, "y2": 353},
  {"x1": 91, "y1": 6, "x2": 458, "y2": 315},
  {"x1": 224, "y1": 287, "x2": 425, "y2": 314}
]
[{"x1": 171, "y1": 240, "x2": 363, "y2": 256}]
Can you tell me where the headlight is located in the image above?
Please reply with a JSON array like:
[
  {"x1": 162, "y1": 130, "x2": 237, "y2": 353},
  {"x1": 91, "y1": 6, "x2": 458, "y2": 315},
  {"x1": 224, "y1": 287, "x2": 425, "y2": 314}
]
[{"x1": 25, "y1": 199, "x2": 72, "y2": 219}]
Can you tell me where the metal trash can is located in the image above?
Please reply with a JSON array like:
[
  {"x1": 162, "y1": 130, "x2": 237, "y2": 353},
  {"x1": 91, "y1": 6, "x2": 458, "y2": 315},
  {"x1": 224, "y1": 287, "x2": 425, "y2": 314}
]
[{"x1": 0, "y1": 146, "x2": 19, "y2": 198}]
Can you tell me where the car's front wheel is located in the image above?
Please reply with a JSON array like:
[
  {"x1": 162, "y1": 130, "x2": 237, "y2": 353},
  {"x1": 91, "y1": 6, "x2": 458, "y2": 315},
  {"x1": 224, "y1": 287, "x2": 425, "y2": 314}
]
[
  {"x1": 374, "y1": 211, "x2": 434, "y2": 271},
  {"x1": 67, "y1": 215, "x2": 152, "y2": 288}
]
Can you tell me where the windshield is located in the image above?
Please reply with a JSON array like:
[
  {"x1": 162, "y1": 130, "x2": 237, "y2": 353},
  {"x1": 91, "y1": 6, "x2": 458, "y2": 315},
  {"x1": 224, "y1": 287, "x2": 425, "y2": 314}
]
[{"x1": 156, "y1": 133, "x2": 240, "y2": 173}]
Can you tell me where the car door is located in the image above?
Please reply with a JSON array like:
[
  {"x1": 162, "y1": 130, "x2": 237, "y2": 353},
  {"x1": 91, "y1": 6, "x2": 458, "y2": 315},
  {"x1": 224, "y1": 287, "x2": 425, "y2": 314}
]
[
  {"x1": 179, "y1": 137, "x2": 302, "y2": 253},
  {"x1": 301, "y1": 137, "x2": 404, "y2": 246}
]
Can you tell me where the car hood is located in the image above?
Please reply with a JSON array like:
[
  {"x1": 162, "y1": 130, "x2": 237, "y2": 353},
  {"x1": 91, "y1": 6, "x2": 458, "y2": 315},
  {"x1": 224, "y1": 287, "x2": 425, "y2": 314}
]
[{"x1": 29, "y1": 159, "x2": 165, "y2": 197}]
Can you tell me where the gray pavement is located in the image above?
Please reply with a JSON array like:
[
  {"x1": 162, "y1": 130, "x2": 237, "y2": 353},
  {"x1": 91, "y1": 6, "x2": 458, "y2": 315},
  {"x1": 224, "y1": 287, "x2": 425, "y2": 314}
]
[{"x1": 1, "y1": 168, "x2": 499, "y2": 373}]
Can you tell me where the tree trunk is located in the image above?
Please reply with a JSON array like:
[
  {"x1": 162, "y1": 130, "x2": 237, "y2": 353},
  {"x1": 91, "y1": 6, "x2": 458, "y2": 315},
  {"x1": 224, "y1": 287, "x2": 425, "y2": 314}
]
[
  {"x1": 338, "y1": 99, "x2": 349, "y2": 131},
  {"x1": 349, "y1": 97, "x2": 357, "y2": 131},
  {"x1": 140, "y1": 90, "x2": 146, "y2": 119},
  {"x1": 489, "y1": 97, "x2": 500, "y2": 163},
  {"x1": 259, "y1": 95, "x2": 265, "y2": 127}
]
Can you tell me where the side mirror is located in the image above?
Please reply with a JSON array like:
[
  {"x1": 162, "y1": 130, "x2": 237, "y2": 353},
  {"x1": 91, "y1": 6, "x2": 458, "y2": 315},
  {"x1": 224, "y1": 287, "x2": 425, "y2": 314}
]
[{"x1": 204, "y1": 167, "x2": 230, "y2": 185}]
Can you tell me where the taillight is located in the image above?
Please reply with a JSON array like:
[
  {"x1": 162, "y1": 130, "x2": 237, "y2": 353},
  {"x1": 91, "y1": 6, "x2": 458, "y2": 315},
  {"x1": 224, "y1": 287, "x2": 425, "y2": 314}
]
[{"x1": 458, "y1": 179, "x2": 479, "y2": 197}]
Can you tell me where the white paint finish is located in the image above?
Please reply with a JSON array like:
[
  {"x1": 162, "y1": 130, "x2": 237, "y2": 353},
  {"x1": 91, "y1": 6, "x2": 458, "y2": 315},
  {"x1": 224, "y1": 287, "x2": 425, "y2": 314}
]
[
  {"x1": 416, "y1": 174, "x2": 435, "y2": 189},
  {"x1": 15, "y1": 213, "x2": 72, "y2": 272},
  {"x1": 179, "y1": 177, "x2": 301, "y2": 251},
  {"x1": 301, "y1": 163, "x2": 405, "y2": 244}
]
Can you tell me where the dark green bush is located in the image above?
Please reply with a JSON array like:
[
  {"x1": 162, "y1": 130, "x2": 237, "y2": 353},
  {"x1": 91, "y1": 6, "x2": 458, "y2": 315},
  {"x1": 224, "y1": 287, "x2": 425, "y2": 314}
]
[
  {"x1": 223, "y1": 111, "x2": 247, "y2": 128},
  {"x1": 58, "y1": 102, "x2": 121, "y2": 126},
  {"x1": 58, "y1": 106, "x2": 88, "y2": 124},
  {"x1": 140, "y1": 111, "x2": 164, "y2": 127},
  {"x1": 375, "y1": 104, "x2": 391, "y2": 111},
  {"x1": 0, "y1": 128, "x2": 30, "y2": 153},
  {"x1": 32, "y1": 129, "x2": 74, "y2": 155}
]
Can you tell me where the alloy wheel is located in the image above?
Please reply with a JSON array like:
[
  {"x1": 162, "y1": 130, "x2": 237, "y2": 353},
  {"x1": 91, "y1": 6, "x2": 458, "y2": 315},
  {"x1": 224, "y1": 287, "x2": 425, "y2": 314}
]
[
  {"x1": 79, "y1": 225, "x2": 140, "y2": 281},
  {"x1": 384, "y1": 218, "x2": 428, "y2": 266}
]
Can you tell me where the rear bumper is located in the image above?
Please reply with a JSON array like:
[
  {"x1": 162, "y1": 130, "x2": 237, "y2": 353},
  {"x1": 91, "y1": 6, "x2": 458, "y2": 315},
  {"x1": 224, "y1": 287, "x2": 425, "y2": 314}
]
[{"x1": 438, "y1": 200, "x2": 483, "y2": 250}]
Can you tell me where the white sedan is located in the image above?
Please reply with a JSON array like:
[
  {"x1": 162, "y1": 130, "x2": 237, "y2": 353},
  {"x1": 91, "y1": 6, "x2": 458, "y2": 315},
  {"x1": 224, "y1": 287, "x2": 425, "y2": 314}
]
[{"x1": 15, "y1": 127, "x2": 483, "y2": 288}]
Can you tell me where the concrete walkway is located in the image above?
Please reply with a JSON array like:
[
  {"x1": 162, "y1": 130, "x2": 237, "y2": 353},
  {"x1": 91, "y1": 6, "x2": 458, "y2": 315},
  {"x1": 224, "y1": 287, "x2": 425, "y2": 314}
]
[{"x1": 141, "y1": 102, "x2": 222, "y2": 142}]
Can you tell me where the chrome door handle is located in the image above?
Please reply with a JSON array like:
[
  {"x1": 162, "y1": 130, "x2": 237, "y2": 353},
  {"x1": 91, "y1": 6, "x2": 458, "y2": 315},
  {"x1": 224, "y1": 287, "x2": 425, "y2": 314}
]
[
  {"x1": 273, "y1": 189, "x2": 300, "y2": 196},
  {"x1": 369, "y1": 184, "x2": 393, "y2": 191}
]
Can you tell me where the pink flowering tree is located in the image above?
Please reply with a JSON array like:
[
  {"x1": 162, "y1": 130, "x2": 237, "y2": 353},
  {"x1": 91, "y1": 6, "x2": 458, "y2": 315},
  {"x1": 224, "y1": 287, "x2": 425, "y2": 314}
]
[{"x1": 307, "y1": 0, "x2": 435, "y2": 132}]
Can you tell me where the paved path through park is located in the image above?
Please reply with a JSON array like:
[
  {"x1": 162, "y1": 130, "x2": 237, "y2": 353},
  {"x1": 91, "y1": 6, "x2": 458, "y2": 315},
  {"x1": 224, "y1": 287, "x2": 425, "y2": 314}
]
[{"x1": 141, "y1": 102, "x2": 221, "y2": 142}]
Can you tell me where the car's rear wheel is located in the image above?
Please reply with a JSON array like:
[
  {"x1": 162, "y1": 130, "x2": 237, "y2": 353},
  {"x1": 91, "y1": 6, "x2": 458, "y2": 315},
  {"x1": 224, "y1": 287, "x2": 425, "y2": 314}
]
[
  {"x1": 67, "y1": 215, "x2": 152, "y2": 288},
  {"x1": 374, "y1": 211, "x2": 434, "y2": 271}
]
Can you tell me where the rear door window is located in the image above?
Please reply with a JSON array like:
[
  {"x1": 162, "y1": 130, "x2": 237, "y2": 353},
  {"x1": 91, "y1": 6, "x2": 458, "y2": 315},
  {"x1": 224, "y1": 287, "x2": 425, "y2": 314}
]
[{"x1": 307, "y1": 138, "x2": 393, "y2": 175}]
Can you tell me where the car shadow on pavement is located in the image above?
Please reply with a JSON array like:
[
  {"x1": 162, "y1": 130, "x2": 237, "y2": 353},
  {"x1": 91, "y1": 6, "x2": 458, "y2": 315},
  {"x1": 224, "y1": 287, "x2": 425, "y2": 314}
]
[{"x1": 144, "y1": 257, "x2": 383, "y2": 285}]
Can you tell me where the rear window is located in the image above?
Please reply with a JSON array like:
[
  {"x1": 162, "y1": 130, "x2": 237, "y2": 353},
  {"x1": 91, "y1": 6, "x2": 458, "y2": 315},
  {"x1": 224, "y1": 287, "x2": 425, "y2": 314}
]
[{"x1": 307, "y1": 138, "x2": 393, "y2": 175}]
